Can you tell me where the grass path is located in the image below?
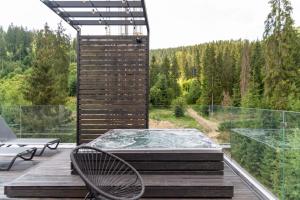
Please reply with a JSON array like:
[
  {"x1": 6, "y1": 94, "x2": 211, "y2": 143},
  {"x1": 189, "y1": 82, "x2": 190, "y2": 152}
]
[
  {"x1": 187, "y1": 108, "x2": 221, "y2": 141},
  {"x1": 149, "y1": 108, "x2": 204, "y2": 130}
]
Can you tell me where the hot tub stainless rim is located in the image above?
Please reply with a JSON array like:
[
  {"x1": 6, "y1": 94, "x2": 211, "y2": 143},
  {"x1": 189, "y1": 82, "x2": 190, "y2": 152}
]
[{"x1": 88, "y1": 129, "x2": 222, "y2": 153}]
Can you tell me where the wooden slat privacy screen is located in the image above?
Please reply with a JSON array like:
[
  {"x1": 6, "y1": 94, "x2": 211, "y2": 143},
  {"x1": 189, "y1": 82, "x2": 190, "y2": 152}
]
[{"x1": 78, "y1": 35, "x2": 149, "y2": 144}]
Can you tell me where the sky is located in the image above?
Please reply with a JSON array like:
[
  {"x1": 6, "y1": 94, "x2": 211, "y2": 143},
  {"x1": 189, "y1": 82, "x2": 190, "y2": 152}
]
[{"x1": 0, "y1": 0, "x2": 299, "y2": 49}]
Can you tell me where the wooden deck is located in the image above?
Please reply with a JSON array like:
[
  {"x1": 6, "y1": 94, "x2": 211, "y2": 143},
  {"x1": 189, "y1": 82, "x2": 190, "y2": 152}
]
[{"x1": 1, "y1": 149, "x2": 261, "y2": 200}]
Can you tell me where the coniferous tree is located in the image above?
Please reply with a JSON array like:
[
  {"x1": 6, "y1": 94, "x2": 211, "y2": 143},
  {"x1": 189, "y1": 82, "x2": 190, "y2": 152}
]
[
  {"x1": 199, "y1": 44, "x2": 222, "y2": 105},
  {"x1": 0, "y1": 27, "x2": 6, "y2": 70},
  {"x1": 150, "y1": 55, "x2": 159, "y2": 87},
  {"x1": 23, "y1": 24, "x2": 70, "y2": 105},
  {"x1": 161, "y1": 56, "x2": 170, "y2": 78},
  {"x1": 194, "y1": 49, "x2": 201, "y2": 79},
  {"x1": 180, "y1": 51, "x2": 190, "y2": 80},
  {"x1": 170, "y1": 55, "x2": 181, "y2": 97},
  {"x1": 242, "y1": 42, "x2": 265, "y2": 108},
  {"x1": 222, "y1": 47, "x2": 235, "y2": 95},
  {"x1": 240, "y1": 41, "x2": 251, "y2": 98},
  {"x1": 263, "y1": 0, "x2": 300, "y2": 110},
  {"x1": 5, "y1": 24, "x2": 33, "y2": 62},
  {"x1": 170, "y1": 55, "x2": 180, "y2": 80}
]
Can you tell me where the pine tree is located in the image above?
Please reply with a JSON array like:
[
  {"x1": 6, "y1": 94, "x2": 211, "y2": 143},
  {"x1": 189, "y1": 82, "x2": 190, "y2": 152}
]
[
  {"x1": 170, "y1": 55, "x2": 181, "y2": 97},
  {"x1": 23, "y1": 24, "x2": 70, "y2": 105},
  {"x1": 200, "y1": 44, "x2": 222, "y2": 105},
  {"x1": 250, "y1": 41, "x2": 264, "y2": 95},
  {"x1": 222, "y1": 47, "x2": 235, "y2": 95},
  {"x1": 194, "y1": 49, "x2": 201, "y2": 79},
  {"x1": 170, "y1": 55, "x2": 180, "y2": 80},
  {"x1": 231, "y1": 41, "x2": 243, "y2": 106},
  {"x1": 242, "y1": 41, "x2": 265, "y2": 108},
  {"x1": 150, "y1": 55, "x2": 159, "y2": 87},
  {"x1": 240, "y1": 41, "x2": 251, "y2": 98},
  {"x1": 263, "y1": 0, "x2": 300, "y2": 110},
  {"x1": 180, "y1": 51, "x2": 190, "y2": 80},
  {"x1": 161, "y1": 56, "x2": 171, "y2": 78},
  {"x1": 0, "y1": 27, "x2": 6, "y2": 70}
]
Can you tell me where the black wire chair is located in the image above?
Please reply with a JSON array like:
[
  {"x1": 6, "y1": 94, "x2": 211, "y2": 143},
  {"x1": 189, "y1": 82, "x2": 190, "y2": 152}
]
[{"x1": 70, "y1": 146, "x2": 145, "y2": 200}]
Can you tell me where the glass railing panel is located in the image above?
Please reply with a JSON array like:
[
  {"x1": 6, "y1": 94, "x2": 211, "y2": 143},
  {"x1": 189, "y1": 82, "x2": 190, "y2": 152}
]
[
  {"x1": 0, "y1": 105, "x2": 21, "y2": 134},
  {"x1": 0, "y1": 105, "x2": 76, "y2": 143},
  {"x1": 281, "y1": 111, "x2": 300, "y2": 200},
  {"x1": 228, "y1": 108, "x2": 284, "y2": 198}
]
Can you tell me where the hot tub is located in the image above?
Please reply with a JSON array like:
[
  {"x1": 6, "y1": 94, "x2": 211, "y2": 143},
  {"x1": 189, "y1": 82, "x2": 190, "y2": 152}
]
[
  {"x1": 91, "y1": 129, "x2": 220, "y2": 151},
  {"x1": 89, "y1": 129, "x2": 224, "y2": 175}
]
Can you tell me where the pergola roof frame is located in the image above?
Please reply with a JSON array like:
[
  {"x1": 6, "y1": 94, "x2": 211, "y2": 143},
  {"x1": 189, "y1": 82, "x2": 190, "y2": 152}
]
[{"x1": 41, "y1": 0, "x2": 150, "y2": 33}]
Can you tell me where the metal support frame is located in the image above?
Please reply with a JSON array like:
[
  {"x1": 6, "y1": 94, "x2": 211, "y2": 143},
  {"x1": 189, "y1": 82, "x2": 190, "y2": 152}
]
[
  {"x1": 0, "y1": 148, "x2": 37, "y2": 171},
  {"x1": 37, "y1": 139, "x2": 60, "y2": 156},
  {"x1": 41, "y1": 0, "x2": 150, "y2": 32}
]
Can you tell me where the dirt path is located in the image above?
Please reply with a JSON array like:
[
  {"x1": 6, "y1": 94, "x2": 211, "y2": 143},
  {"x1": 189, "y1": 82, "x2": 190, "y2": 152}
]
[
  {"x1": 149, "y1": 119, "x2": 178, "y2": 129},
  {"x1": 187, "y1": 108, "x2": 220, "y2": 139}
]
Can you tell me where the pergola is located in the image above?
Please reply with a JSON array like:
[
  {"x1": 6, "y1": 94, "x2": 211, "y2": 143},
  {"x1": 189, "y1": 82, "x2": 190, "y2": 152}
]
[{"x1": 42, "y1": 0, "x2": 150, "y2": 145}]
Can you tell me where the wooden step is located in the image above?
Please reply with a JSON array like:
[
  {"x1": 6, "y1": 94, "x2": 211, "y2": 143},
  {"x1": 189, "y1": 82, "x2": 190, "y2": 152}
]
[
  {"x1": 71, "y1": 151, "x2": 225, "y2": 175},
  {"x1": 5, "y1": 175, "x2": 233, "y2": 198}
]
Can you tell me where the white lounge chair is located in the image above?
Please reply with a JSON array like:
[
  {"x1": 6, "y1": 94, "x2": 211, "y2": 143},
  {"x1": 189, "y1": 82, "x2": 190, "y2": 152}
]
[{"x1": 0, "y1": 117, "x2": 60, "y2": 156}]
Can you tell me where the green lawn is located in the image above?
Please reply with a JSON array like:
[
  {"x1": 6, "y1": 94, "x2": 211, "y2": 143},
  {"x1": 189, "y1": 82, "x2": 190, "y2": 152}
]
[{"x1": 149, "y1": 108, "x2": 204, "y2": 131}]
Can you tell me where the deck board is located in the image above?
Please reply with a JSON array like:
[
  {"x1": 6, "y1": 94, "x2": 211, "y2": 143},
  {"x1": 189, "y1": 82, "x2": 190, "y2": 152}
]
[{"x1": 1, "y1": 149, "x2": 261, "y2": 200}]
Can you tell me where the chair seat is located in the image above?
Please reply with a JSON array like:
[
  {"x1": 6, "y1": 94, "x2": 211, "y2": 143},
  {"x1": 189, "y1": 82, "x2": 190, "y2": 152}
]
[
  {"x1": 71, "y1": 146, "x2": 145, "y2": 200},
  {"x1": 3, "y1": 138, "x2": 59, "y2": 145},
  {"x1": 0, "y1": 147, "x2": 35, "y2": 157}
]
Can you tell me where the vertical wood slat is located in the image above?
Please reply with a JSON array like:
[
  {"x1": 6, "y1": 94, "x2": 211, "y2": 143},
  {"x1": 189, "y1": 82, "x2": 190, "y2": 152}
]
[
  {"x1": 76, "y1": 31, "x2": 81, "y2": 146},
  {"x1": 78, "y1": 35, "x2": 149, "y2": 144}
]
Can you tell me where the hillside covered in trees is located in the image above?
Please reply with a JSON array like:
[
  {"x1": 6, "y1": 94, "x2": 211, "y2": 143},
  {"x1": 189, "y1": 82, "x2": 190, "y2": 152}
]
[
  {"x1": 150, "y1": 0, "x2": 300, "y2": 111},
  {"x1": 0, "y1": 23, "x2": 77, "y2": 108},
  {"x1": 0, "y1": 0, "x2": 299, "y2": 113}
]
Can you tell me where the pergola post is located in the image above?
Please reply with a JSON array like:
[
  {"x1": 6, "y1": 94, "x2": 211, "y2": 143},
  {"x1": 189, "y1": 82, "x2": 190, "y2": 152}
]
[{"x1": 42, "y1": 0, "x2": 150, "y2": 145}]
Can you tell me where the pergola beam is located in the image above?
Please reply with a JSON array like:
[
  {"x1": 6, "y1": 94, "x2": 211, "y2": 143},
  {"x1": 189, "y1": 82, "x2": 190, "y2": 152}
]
[
  {"x1": 61, "y1": 11, "x2": 144, "y2": 18},
  {"x1": 46, "y1": 1, "x2": 142, "y2": 8},
  {"x1": 41, "y1": 0, "x2": 149, "y2": 33},
  {"x1": 72, "y1": 20, "x2": 146, "y2": 26}
]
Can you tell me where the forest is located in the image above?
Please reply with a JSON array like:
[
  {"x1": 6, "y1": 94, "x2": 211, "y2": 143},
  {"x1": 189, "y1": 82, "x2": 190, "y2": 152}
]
[
  {"x1": 0, "y1": 0, "x2": 300, "y2": 198},
  {"x1": 150, "y1": 0, "x2": 300, "y2": 112},
  {"x1": 0, "y1": 1, "x2": 299, "y2": 112},
  {"x1": 0, "y1": 23, "x2": 77, "y2": 108}
]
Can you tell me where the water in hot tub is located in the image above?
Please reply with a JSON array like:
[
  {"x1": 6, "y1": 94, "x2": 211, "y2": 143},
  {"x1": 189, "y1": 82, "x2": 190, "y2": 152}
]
[{"x1": 92, "y1": 129, "x2": 219, "y2": 149}]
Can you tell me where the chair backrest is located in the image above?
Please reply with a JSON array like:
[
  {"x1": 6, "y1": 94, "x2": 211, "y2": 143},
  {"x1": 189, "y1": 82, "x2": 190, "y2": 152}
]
[
  {"x1": 0, "y1": 117, "x2": 17, "y2": 141},
  {"x1": 71, "y1": 146, "x2": 145, "y2": 200}
]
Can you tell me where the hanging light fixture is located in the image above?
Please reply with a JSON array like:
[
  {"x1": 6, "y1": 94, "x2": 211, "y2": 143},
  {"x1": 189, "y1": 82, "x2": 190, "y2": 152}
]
[
  {"x1": 130, "y1": 18, "x2": 134, "y2": 24},
  {"x1": 126, "y1": 8, "x2": 130, "y2": 14},
  {"x1": 98, "y1": 19, "x2": 102, "y2": 24},
  {"x1": 122, "y1": 0, "x2": 127, "y2": 4},
  {"x1": 92, "y1": 8, "x2": 96, "y2": 14}
]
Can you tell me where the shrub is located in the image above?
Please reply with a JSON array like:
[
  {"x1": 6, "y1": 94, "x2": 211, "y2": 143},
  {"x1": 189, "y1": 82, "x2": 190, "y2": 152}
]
[
  {"x1": 172, "y1": 97, "x2": 186, "y2": 117},
  {"x1": 150, "y1": 74, "x2": 175, "y2": 107},
  {"x1": 181, "y1": 79, "x2": 201, "y2": 105}
]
